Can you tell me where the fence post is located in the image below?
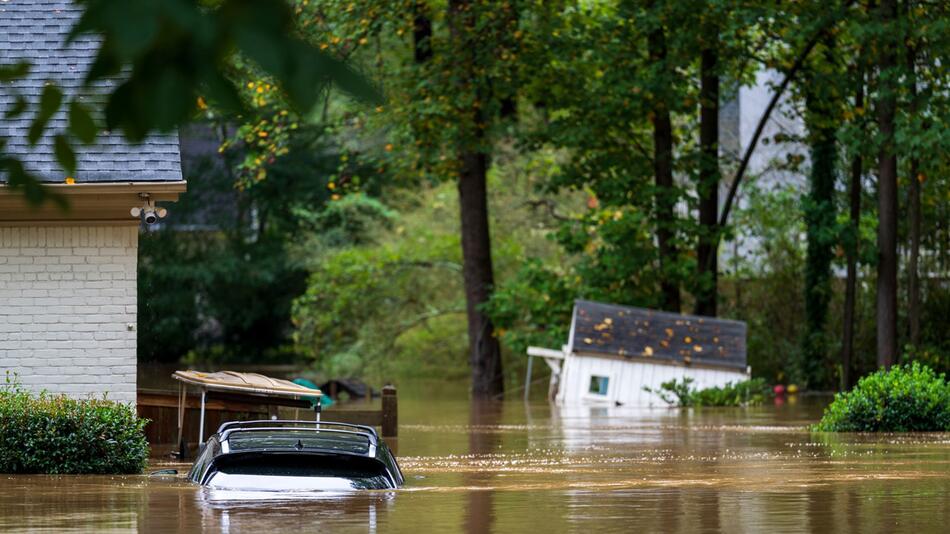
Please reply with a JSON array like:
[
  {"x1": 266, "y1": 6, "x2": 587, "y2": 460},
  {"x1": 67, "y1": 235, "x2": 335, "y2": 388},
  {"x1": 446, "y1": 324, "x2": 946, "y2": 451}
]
[{"x1": 381, "y1": 385, "x2": 397, "y2": 438}]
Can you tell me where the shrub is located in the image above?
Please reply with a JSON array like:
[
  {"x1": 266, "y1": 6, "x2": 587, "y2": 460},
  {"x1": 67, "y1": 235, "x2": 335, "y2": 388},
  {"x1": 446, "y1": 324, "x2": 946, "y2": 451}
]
[
  {"x1": 814, "y1": 363, "x2": 950, "y2": 432},
  {"x1": 0, "y1": 377, "x2": 149, "y2": 474},
  {"x1": 643, "y1": 377, "x2": 770, "y2": 407}
]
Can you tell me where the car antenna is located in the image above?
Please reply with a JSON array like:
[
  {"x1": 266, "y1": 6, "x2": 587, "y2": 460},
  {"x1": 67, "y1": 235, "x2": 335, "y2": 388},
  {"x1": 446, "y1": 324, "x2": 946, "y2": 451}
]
[{"x1": 314, "y1": 395, "x2": 322, "y2": 428}]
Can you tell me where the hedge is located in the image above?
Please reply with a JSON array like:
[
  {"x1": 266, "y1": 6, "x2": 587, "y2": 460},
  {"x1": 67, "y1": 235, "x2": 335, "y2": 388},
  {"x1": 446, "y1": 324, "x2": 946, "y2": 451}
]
[
  {"x1": 0, "y1": 378, "x2": 149, "y2": 474},
  {"x1": 643, "y1": 377, "x2": 770, "y2": 407},
  {"x1": 814, "y1": 363, "x2": 950, "y2": 432}
]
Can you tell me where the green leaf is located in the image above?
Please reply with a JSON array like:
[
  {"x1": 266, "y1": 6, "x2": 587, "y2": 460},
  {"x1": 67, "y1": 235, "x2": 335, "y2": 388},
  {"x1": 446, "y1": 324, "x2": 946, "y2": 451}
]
[
  {"x1": 68, "y1": 101, "x2": 98, "y2": 144},
  {"x1": 0, "y1": 61, "x2": 30, "y2": 82},
  {"x1": 27, "y1": 84, "x2": 64, "y2": 146},
  {"x1": 0, "y1": 157, "x2": 66, "y2": 209},
  {"x1": 54, "y1": 134, "x2": 77, "y2": 176},
  {"x1": 4, "y1": 95, "x2": 28, "y2": 119}
]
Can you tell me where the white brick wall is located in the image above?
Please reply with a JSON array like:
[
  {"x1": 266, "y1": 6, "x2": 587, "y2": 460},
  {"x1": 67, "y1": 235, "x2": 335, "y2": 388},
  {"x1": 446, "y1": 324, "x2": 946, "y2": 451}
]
[{"x1": 0, "y1": 226, "x2": 138, "y2": 404}]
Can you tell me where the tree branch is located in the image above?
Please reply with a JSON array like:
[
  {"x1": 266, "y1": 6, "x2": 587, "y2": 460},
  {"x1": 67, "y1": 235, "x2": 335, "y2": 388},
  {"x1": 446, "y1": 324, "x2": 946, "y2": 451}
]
[
  {"x1": 709, "y1": 2, "x2": 856, "y2": 273},
  {"x1": 387, "y1": 259, "x2": 463, "y2": 272},
  {"x1": 522, "y1": 199, "x2": 570, "y2": 221}
]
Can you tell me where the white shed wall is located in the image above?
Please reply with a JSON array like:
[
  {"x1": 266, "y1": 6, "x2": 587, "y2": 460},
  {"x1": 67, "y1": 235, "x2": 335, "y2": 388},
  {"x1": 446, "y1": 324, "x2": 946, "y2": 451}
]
[
  {"x1": 0, "y1": 226, "x2": 138, "y2": 403},
  {"x1": 557, "y1": 354, "x2": 748, "y2": 407}
]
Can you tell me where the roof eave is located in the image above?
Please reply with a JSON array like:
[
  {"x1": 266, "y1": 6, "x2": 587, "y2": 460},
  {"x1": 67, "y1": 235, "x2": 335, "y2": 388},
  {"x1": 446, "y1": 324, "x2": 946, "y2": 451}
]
[{"x1": 0, "y1": 180, "x2": 187, "y2": 225}]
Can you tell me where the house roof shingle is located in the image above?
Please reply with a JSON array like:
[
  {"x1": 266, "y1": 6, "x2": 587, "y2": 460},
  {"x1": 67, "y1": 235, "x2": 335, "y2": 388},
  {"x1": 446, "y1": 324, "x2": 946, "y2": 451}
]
[
  {"x1": 570, "y1": 300, "x2": 748, "y2": 371},
  {"x1": 0, "y1": 0, "x2": 182, "y2": 183}
]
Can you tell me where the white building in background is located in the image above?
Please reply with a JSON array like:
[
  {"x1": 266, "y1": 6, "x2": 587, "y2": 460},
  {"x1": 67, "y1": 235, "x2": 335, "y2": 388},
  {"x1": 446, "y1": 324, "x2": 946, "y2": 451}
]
[
  {"x1": 0, "y1": 1, "x2": 186, "y2": 404},
  {"x1": 720, "y1": 70, "x2": 809, "y2": 269}
]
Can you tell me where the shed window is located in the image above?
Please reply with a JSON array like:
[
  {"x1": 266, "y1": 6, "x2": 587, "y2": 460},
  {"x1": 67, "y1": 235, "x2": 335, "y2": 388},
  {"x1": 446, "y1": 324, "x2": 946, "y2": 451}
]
[{"x1": 588, "y1": 375, "x2": 609, "y2": 396}]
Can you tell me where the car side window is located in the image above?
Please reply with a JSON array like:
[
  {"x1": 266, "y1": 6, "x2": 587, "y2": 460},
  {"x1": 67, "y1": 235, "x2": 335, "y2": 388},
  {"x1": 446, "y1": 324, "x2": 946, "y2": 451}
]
[{"x1": 188, "y1": 438, "x2": 220, "y2": 482}]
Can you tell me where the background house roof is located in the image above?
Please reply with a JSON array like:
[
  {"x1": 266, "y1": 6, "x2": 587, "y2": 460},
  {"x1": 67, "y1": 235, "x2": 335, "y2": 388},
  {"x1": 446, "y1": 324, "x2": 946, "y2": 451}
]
[
  {"x1": 570, "y1": 300, "x2": 748, "y2": 371},
  {"x1": 0, "y1": 0, "x2": 182, "y2": 183}
]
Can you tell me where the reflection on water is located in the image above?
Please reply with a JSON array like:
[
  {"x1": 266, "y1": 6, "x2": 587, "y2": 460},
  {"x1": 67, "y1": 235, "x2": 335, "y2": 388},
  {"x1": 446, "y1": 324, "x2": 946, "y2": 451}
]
[{"x1": 3, "y1": 385, "x2": 950, "y2": 533}]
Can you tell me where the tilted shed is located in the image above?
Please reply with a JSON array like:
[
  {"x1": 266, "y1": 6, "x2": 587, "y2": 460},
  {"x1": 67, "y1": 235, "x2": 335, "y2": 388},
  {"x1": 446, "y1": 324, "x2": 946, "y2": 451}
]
[{"x1": 527, "y1": 300, "x2": 749, "y2": 406}]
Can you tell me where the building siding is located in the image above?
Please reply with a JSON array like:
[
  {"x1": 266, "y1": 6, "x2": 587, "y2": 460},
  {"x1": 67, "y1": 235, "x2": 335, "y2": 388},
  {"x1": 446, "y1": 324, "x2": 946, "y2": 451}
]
[
  {"x1": 557, "y1": 354, "x2": 748, "y2": 407},
  {"x1": 0, "y1": 226, "x2": 138, "y2": 403}
]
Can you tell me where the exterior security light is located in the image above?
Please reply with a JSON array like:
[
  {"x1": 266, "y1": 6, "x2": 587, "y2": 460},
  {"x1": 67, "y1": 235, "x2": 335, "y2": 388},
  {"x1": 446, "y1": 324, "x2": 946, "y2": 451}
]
[{"x1": 131, "y1": 193, "x2": 168, "y2": 225}]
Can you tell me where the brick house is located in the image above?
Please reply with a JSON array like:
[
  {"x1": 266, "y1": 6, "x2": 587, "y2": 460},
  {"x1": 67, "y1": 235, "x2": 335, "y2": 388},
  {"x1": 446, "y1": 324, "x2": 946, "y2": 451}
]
[{"x1": 0, "y1": 0, "x2": 185, "y2": 403}]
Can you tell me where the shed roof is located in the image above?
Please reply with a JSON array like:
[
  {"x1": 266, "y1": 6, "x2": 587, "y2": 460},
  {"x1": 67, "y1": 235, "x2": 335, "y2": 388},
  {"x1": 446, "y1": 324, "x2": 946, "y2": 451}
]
[
  {"x1": 0, "y1": 0, "x2": 182, "y2": 183},
  {"x1": 569, "y1": 300, "x2": 747, "y2": 371}
]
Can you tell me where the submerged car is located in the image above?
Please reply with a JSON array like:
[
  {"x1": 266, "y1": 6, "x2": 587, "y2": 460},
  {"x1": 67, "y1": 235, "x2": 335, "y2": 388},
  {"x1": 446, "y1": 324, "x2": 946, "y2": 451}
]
[{"x1": 188, "y1": 420, "x2": 404, "y2": 491}]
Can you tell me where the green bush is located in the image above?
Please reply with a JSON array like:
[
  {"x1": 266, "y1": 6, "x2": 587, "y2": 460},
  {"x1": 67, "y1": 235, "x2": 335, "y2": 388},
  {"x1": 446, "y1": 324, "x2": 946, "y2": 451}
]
[
  {"x1": 643, "y1": 377, "x2": 770, "y2": 407},
  {"x1": 814, "y1": 363, "x2": 950, "y2": 432},
  {"x1": 0, "y1": 378, "x2": 149, "y2": 474}
]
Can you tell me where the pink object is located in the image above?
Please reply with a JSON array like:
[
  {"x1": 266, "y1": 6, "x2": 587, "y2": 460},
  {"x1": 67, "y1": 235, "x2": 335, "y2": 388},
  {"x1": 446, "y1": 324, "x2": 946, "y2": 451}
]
[{"x1": 773, "y1": 384, "x2": 786, "y2": 395}]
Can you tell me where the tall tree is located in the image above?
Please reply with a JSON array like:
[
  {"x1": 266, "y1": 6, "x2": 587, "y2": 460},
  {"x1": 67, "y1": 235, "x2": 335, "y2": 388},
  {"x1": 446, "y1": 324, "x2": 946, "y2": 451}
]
[
  {"x1": 801, "y1": 40, "x2": 840, "y2": 388},
  {"x1": 875, "y1": 0, "x2": 899, "y2": 368},
  {"x1": 696, "y1": 14, "x2": 720, "y2": 317},
  {"x1": 841, "y1": 69, "x2": 864, "y2": 390},
  {"x1": 905, "y1": 1, "x2": 922, "y2": 347},
  {"x1": 448, "y1": 0, "x2": 504, "y2": 397},
  {"x1": 646, "y1": 2, "x2": 681, "y2": 313}
]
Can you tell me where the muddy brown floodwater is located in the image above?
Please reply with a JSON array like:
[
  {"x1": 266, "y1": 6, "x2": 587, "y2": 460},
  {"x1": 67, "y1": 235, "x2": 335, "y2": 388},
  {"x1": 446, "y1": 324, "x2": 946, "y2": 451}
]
[{"x1": 3, "y1": 381, "x2": 950, "y2": 533}]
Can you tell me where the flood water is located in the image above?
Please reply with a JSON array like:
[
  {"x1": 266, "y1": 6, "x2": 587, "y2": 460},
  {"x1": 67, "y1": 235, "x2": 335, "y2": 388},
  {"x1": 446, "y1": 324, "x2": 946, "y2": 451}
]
[{"x1": 3, "y1": 381, "x2": 950, "y2": 533}]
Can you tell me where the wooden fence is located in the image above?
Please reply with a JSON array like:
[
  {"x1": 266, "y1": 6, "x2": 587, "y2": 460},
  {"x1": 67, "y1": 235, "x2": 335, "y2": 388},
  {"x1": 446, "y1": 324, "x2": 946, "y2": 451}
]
[{"x1": 137, "y1": 385, "x2": 397, "y2": 459}]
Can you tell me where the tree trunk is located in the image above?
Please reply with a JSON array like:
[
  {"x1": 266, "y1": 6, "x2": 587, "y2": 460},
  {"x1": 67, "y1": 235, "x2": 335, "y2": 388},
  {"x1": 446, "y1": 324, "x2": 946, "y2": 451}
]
[
  {"x1": 457, "y1": 151, "x2": 504, "y2": 397},
  {"x1": 908, "y1": 163, "x2": 921, "y2": 345},
  {"x1": 449, "y1": 0, "x2": 504, "y2": 397},
  {"x1": 906, "y1": 10, "x2": 921, "y2": 347},
  {"x1": 841, "y1": 76, "x2": 863, "y2": 391},
  {"x1": 695, "y1": 28, "x2": 719, "y2": 317},
  {"x1": 802, "y1": 78, "x2": 838, "y2": 389},
  {"x1": 413, "y1": 2, "x2": 433, "y2": 64},
  {"x1": 876, "y1": 0, "x2": 899, "y2": 368},
  {"x1": 647, "y1": 10, "x2": 681, "y2": 313}
]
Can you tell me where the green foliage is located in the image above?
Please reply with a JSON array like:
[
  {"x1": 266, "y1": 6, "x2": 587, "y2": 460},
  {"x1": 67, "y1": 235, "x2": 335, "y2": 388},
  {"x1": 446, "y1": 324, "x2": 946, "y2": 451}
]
[
  {"x1": 902, "y1": 346, "x2": 950, "y2": 376},
  {"x1": 909, "y1": 284, "x2": 950, "y2": 374},
  {"x1": 290, "y1": 155, "x2": 574, "y2": 382},
  {"x1": 291, "y1": 185, "x2": 467, "y2": 379},
  {"x1": 643, "y1": 377, "x2": 770, "y2": 407},
  {"x1": 2, "y1": 0, "x2": 378, "y2": 205},
  {"x1": 814, "y1": 363, "x2": 950, "y2": 432},
  {"x1": 484, "y1": 259, "x2": 576, "y2": 357},
  {"x1": 0, "y1": 375, "x2": 148, "y2": 474},
  {"x1": 138, "y1": 125, "x2": 348, "y2": 364},
  {"x1": 31, "y1": 0, "x2": 946, "y2": 394}
]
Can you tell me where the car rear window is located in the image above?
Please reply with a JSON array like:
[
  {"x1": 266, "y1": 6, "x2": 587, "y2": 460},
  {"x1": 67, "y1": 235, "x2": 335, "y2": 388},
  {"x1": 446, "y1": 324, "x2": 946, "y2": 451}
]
[
  {"x1": 208, "y1": 453, "x2": 393, "y2": 490},
  {"x1": 228, "y1": 429, "x2": 371, "y2": 455}
]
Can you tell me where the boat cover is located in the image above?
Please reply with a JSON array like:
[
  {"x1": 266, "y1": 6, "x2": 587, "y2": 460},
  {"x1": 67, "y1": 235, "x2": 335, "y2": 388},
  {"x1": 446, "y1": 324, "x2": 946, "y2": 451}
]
[{"x1": 173, "y1": 370, "x2": 322, "y2": 399}]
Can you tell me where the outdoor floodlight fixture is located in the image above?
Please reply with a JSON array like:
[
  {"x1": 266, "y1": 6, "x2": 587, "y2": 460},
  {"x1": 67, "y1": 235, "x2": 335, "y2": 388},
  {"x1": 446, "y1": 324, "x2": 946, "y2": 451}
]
[{"x1": 131, "y1": 193, "x2": 167, "y2": 225}]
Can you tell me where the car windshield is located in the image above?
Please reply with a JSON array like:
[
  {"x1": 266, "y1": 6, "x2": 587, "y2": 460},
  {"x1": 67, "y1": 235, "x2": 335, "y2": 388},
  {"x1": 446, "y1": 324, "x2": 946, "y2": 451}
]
[
  {"x1": 227, "y1": 429, "x2": 371, "y2": 455},
  {"x1": 205, "y1": 453, "x2": 393, "y2": 490}
]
